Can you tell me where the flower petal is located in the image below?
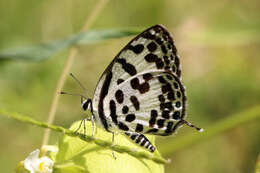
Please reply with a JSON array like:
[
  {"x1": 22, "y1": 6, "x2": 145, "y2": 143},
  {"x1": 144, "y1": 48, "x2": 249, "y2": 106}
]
[{"x1": 24, "y1": 149, "x2": 40, "y2": 173}]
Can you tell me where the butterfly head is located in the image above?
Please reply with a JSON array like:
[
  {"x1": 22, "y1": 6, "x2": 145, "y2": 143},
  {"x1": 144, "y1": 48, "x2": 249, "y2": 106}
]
[
  {"x1": 60, "y1": 73, "x2": 93, "y2": 112},
  {"x1": 81, "y1": 98, "x2": 92, "y2": 111}
]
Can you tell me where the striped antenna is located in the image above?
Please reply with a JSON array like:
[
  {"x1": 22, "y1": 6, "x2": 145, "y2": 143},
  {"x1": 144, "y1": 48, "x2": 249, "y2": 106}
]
[
  {"x1": 59, "y1": 91, "x2": 87, "y2": 99},
  {"x1": 59, "y1": 91, "x2": 87, "y2": 103}
]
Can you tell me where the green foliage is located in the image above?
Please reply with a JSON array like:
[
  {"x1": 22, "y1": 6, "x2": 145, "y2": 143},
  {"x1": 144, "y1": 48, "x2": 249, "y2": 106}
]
[
  {"x1": 55, "y1": 121, "x2": 164, "y2": 173},
  {"x1": 0, "y1": 109, "x2": 168, "y2": 165},
  {"x1": 0, "y1": 29, "x2": 140, "y2": 61},
  {"x1": 54, "y1": 163, "x2": 86, "y2": 173}
]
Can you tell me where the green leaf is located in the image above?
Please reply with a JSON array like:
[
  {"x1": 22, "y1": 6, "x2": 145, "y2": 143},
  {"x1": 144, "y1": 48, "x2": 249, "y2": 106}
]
[
  {"x1": 55, "y1": 121, "x2": 164, "y2": 173},
  {"x1": 54, "y1": 162, "x2": 87, "y2": 173},
  {"x1": 0, "y1": 29, "x2": 140, "y2": 61}
]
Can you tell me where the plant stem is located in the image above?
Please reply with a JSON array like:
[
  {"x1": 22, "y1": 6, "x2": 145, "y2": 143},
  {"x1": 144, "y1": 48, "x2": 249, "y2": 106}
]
[
  {"x1": 0, "y1": 109, "x2": 168, "y2": 165},
  {"x1": 42, "y1": 47, "x2": 78, "y2": 146},
  {"x1": 160, "y1": 105, "x2": 260, "y2": 156},
  {"x1": 255, "y1": 153, "x2": 260, "y2": 173},
  {"x1": 42, "y1": 0, "x2": 109, "y2": 146}
]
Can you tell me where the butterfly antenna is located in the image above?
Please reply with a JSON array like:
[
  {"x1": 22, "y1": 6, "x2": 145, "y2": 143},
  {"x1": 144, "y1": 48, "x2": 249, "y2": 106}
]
[
  {"x1": 59, "y1": 91, "x2": 87, "y2": 100},
  {"x1": 69, "y1": 73, "x2": 89, "y2": 98},
  {"x1": 181, "y1": 119, "x2": 204, "y2": 132}
]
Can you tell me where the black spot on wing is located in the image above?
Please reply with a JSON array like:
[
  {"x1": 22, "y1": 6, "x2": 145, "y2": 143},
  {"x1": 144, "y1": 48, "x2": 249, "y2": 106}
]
[
  {"x1": 128, "y1": 44, "x2": 144, "y2": 54},
  {"x1": 163, "y1": 56, "x2": 170, "y2": 65},
  {"x1": 149, "y1": 110, "x2": 158, "y2": 127},
  {"x1": 173, "y1": 82, "x2": 179, "y2": 89},
  {"x1": 130, "y1": 77, "x2": 150, "y2": 94},
  {"x1": 158, "y1": 76, "x2": 167, "y2": 83},
  {"x1": 161, "y1": 45, "x2": 167, "y2": 54},
  {"x1": 164, "y1": 102, "x2": 173, "y2": 109},
  {"x1": 125, "y1": 114, "x2": 136, "y2": 122},
  {"x1": 157, "y1": 119, "x2": 165, "y2": 128},
  {"x1": 172, "y1": 111, "x2": 181, "y2": 120},
  {"x1": 118, "y1": 122, "x2": 129, "y2": 131},
  {"x1": 122, "y1": 105, "x2": 129, "y2": 114},
  {"x1": 130, "y1": 77, "x2": 139, "y2": 89},
  {"x1": 176, "y1": 91, "x2": 181, "y2": 98},
  {"x1": 143, "y1": 73, "x2": 153, "y2": 81},
  {"x1": 115, "y1": 89, "x2": 124, "y2": 104},
  {"x1": 162, "y1": 110, "x2": 170, "y2": 119},
  {"x1": 175, "y1": 101, "x2": 181, "y2": 108},
  {"x1": 155, "y1": 59, "x2": 164, "y2": 69},
  {"x1": 130, "y1": 96, "x2": 140, "y2": 110},
  {"x1": 165, "y1": 121, "x2": 174, "y2": 134},
  {"x1": 109, "y1": 100, "x2": 118, "y2": 125},
  {"x1": 167, "y1": 92, "x2": 175, "y2": 100},
  {"x1": 139, "y1": 82, "x2": 150, "y2": 94},
  {"x1": 158, "y1": 94, "x2": 165, "y2": 103},
  {"x1": 135, "y1": 124, "x2": 143, "y2": 132},
  {"x1": 142, "y1": 31, "x2": 156, "y2": 40},
  {"x1": 171, "y1": 65, "x2": 176, "y2": 73},
  {"x1": 144, "y1": 53, "x2": 158, "y2": 62},
  {"x1": 147, "y1": 42, "x2": 157, "y2": 52},
  {"x1": 155, "y1": 37, "x2": 163, "y2": 45},
  {"x1": 162, "y1": 83, "x2": 173, "y2": 94},
  {"x1": 116, "y1": 58, "x2": 137, "y2": 76}
]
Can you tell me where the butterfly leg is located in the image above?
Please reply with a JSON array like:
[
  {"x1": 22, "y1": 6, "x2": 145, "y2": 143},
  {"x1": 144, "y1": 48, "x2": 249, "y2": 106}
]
[
  {"x1": 83, "y1": 118, "x2": 87, "y2": 138},
  {"x1": 75, "y1": 118, "x2": 85, "y2": 133},
  {"x1": 91, "y1": 114, "x2": 95, "y2": 137},
  {"x1": 75, "y1": 118, "x2": 90, "y2": 138},
  {"x1": 125, "y1": 132, "x2": 155, "y2": 152},
  {"x1": 111, "y1": 132, "x2": 117, "y2": 159}
]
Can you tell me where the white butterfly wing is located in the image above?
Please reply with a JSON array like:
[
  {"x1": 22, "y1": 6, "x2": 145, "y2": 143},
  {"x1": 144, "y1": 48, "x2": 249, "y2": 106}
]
[{"x1": 92, "y1": 25, "x2": 186, "y2": 135}]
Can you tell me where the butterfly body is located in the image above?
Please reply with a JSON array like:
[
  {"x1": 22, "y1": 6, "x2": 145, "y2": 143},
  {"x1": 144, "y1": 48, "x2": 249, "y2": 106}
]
[{"x1": 79, "y1": 25, "x2": 201, "y2": 153}]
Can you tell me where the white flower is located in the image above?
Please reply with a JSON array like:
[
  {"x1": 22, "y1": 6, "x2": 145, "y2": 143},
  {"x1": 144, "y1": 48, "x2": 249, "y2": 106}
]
[{"x1": 24, "y1": 149, "x2": 54, "y2": 173}]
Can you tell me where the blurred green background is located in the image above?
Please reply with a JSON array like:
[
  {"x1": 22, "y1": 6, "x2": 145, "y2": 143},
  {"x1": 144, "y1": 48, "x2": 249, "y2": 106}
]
[{"x1": 0, "y1": 0, "x2": 260, "y2": 172}]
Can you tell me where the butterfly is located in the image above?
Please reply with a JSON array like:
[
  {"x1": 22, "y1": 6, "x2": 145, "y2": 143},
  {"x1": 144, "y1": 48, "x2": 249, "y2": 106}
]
[{"x1": 64, "y1": 24, "x2": 202, "y2": 153}]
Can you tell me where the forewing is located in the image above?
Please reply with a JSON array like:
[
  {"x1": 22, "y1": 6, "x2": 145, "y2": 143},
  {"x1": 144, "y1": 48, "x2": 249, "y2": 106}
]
[{"x1": 97, "y1": 25, "x2": 180, "y2": 88}]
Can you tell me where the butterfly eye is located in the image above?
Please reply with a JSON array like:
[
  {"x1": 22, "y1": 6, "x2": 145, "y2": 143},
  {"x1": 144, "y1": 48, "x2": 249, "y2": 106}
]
[
  {"x1": 82, "y1": 100, "x2": 89, "y2": 111},
  {"x1": 82, "y1": 99, "x2": 92, "y2": 111}
]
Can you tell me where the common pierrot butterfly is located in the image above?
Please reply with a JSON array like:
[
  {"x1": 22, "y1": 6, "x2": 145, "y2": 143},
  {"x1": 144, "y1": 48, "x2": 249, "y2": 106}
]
[{"x1": 62, "y1": 24, "x2": 203, "y2": 153}]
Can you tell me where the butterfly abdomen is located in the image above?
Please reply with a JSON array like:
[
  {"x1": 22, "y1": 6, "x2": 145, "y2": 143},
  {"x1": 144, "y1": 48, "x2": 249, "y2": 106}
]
[{"x1": 125, "y1": 132, "x2": 155, "y2": 152}]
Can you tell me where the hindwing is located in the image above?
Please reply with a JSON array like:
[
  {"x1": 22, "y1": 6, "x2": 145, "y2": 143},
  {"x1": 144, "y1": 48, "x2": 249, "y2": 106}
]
[{"x1": 110, "y1": 70, "x2": 186, "y2": 135}]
